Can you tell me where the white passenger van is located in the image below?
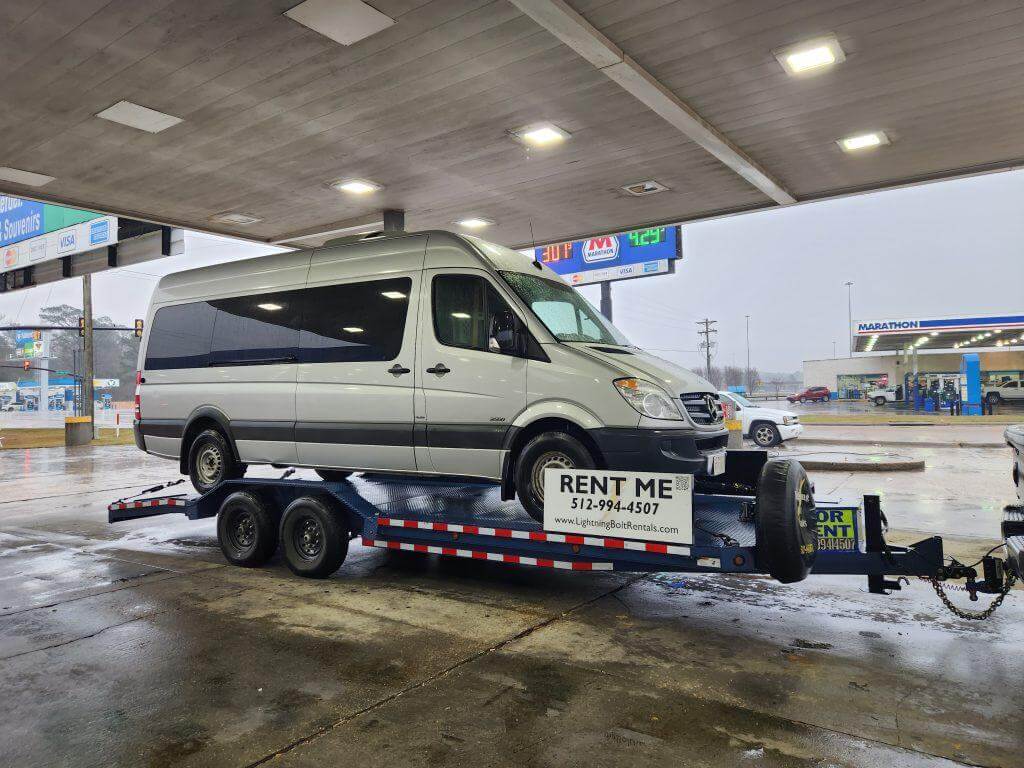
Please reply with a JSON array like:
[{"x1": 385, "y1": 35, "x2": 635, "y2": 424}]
[{"x1": 134, "y1": 230, "x2": 727, "y2": 520}]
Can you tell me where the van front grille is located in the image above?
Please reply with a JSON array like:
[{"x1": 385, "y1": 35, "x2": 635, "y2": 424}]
[{"x1": 680, "y1": 392, "x2": 723, "y2": 425}]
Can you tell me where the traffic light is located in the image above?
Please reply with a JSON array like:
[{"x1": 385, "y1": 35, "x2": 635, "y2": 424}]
[
  {"x1": 134, "y1": 319, "x2": 144, "y2": 338},
  {"x1": 22, "y1": 360, "x2": 30, "y2": 371},
  {"x1": 78, "y1": 317, "x2": 85, "y2": 337}
]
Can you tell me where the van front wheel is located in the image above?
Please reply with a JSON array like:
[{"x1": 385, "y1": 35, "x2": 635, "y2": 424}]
[
  {"x1": 188, "y1": 428, "x2": 243, "y2": 494},
  {"x1": 515, "y1": 432, "x2": 595, "y2": 523}
]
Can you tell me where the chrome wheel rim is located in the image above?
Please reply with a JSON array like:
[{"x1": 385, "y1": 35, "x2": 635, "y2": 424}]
[
  {"x1": 755, "y1": 425, "x2": 774, "y2": 445},
  {"x1": 196, "y1": 444, "x2": 223, "y2": 487},
  {"x1": 294, "y1": 516, "x2": 323, "y2": 560},
  {"x1": 532, "y1": 451, "x2": 574, "y2": 502}
]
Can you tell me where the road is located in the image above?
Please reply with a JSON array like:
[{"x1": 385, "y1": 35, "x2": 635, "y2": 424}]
[{"x1": 0, "y1": 444, "x2": 1021, "y2": 767}]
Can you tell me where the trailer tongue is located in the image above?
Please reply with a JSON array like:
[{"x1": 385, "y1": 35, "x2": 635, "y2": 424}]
[{"x1": 108, "y1": 451, "x2": 1019, "y2": 621}]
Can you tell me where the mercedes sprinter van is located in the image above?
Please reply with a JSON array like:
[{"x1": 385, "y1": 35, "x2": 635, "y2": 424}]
[{"x1": 134, "y1": 230, "x2": 727, "y2": 520}]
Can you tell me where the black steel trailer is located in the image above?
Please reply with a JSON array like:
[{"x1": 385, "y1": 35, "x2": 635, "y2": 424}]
[{"x1": 108, "y1": 452, "x2": 1021, "y2": 620}]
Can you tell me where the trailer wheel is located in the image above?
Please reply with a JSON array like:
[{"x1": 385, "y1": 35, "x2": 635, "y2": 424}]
[
  {"x1": 515, "y1": 431, "x2": 595, "y2": 523},
  {"x1": 217, "y1": 491, "x2": 278, "y2": 567},
  {"x1": 755, "y1": 459, "x2": 818, "y2": 584},
  {"x1": 280, "y1": 496, "x2": 348, "y2": 578}
]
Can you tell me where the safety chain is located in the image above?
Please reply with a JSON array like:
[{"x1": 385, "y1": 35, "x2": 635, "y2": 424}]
[{"x1": 925, "y1": 571, "x2": 1017, "y2": 621}]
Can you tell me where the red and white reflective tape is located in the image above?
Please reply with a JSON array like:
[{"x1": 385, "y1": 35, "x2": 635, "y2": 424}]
[
  {"x1": 375, "y1": 517, "x2": 689, "y2": 556},
  {"x1": 108, "y1": 497, "x2": 187, "y2": 511},
  {"x1": 362, "y1": 538, "x2": 614, "y2": 571}
]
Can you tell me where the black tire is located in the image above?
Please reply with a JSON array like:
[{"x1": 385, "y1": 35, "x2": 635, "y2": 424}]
[
  {"x1": 315, "y1": 469, "x2": 353, "y2": 482},
  {"x1": 754, "y1": 459, "x2": 817, "y2": 584},
  {"x1": 280, "y1": 496, "x2": 349, "y2": 578},
  {"x1": 874, "y1": 396, "x2": 886, "y2": 406},
  {"x1": 799, "y1": 397, "x2": 806, "y2": 404},
  {"x1": 986, "y1": 392, "x2": 1001, "y2": 405},
  {"x1": 188, "y1": 428, "x2": 243, "y2": 493},
  {"x1": 751, "y1": 421, "x2": 781, "y2": 448},
  {"x1": 216, "y1": 490, "x2": 278, "y2": 567},
  {"x1": 515, "y1": 431, "x2": 595, "y2": 523}
]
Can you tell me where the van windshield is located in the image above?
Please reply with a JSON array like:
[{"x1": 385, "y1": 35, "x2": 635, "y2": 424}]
[{"x1": 499, "y1": 271, "x2": 630, "y2": 345}]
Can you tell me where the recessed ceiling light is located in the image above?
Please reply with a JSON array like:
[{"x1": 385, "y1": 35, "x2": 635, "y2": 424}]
[
  {"x1": 96, "y1": 100, "x2": 183, "y2": 133},
  {"x1": 451, "y1": 312, "x2": 471, "y2": 319},
  {"x1": 211, "y1": 212, "x2": 262, "y2": 225},
  {"x1": 380, "y1": 291, "x2": 406, "y2": 300},
  {"x1": 513, "y1": 123, "x2": 570, "y2": 147},
  {"x1": 621, "y1": 180, "x2": 669, "y2": 197},
  {"x1": 838, "y1": 131, "x2": 890, "y2": 152},
  {"x1": 0, "y1": 167, "x2": 55, "y2": 187},
  {"x1": 454, "y1": 217, "x2": 494, "y2": 229},
  {"x1": 258, "y1": 303, "x2": 283, "y2": 311},
  {"x1": 284, "y1": 0, "x2": 394, "y2": 46},
  {"x1": 342, "y1": 327, "x2": 364, "y2": 333},
  {"x1": 332, "y1": 178, "x2": 383, "y2": 195},
  {"x1": 774, "y1": 34, "x2": 845, "y2": 76}
]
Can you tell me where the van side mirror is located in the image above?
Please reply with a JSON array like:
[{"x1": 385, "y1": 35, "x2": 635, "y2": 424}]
[{"x1": 489, "y1": 310, "x2": 522, "y2": 355}]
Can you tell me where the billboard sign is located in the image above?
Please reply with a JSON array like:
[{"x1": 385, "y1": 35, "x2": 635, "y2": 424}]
[
  {"x1": 534, "y1": 225, "x2": 681, "y2": 286},
  {"x1": 13, "y1": 330, "x2": 48, "y2": 359},
  {"x1": 1, "y1": 195, "x2": 118, "y2": 275}
]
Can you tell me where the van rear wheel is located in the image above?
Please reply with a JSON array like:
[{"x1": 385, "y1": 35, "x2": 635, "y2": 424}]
[
  {"x1": 188, "y1": 428, "x2": 243, "y2": 493},
  {"x1": 515, "y1": 432, "x2": 595, "y2": 523}
]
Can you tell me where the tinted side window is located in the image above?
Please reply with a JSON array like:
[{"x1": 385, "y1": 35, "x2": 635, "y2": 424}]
[
  {"x1": 210, "y1": 291, "x2": 301, "y2": 365},
  {"x1": 145, "y1": 302, "x2": 216, "y2": 370},
  {"x1": 433, "y1": 274, "x2": 513, "y2": 353},
  {"x1": 299, "y1": 277, "x2": 411, "y2": 363}
]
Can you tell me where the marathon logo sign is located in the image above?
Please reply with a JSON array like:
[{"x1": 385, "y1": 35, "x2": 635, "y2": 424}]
[{"x1": 856, "y1": 320, "x2": 920, "y2": 334}]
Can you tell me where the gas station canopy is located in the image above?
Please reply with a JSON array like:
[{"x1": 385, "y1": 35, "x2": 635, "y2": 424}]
[
  {"x1": 853, "y1": 314, "x2": 1024, "y2": 353},
  {"x1": 1, "y1": 1, "x2": 1024, "y2": 248}
]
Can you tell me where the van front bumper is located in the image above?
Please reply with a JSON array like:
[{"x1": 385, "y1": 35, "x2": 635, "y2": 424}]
[{"x1": 588, "y1": 427, "x2": 729, "y2": 476}]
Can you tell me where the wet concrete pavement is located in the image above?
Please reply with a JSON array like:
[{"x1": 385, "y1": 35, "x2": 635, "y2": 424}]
[{"x1": 1, "y1": 444, "x2": 1022, "y2": 767}]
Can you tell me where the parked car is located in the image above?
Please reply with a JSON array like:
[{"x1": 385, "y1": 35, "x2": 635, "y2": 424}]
[
  {"x1": 787, "y1": 386, "x2": 831, "y2": 404},
  {"x1": 718, "y1": 392, "x2": 803, "y2": 447},
  {"x1": 134, "y1": 230, "x2": 728, "y2": 521},
  {"x1": 0, "y1": 396, "x2": 14, "y2": 412},
  {"x1": 867, "y1": 387, "x2": 898, "y2": 406},
  {"x1": 985, "y1": 380, "x2": 1024, "y2": 405}
]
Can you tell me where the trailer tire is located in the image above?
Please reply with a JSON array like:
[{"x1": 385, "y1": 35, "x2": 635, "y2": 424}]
[
  {"x1": 281, "y1": 496, "x2": 348, "y2": 578},
  {"x1": 515, "y1": 431, "x2": 595, "y2": 523},
  {"x1": 217, "y1": 491, "x2": 278, "y2": 567},
  {"x1": 755, "y1": 459, "x2": 817, "y2": 584}
]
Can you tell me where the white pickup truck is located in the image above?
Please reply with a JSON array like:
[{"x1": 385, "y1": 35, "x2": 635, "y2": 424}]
[
  {"x1": 866, "y1": 387, "x2": 898, "y2": 406},
  {"x1": 986, "y1": 380, "x2": 1024, "y2": 405},
  {"x1": 717, "y1": 391, "x2": 803, "y2": 447}
]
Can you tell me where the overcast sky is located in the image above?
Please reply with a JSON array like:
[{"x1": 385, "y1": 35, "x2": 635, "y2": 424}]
[{"x1": 2, "y1": 168, "x2": 1022, "y2": 372}]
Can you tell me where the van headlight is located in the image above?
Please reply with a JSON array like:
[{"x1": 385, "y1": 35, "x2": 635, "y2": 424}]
[{"x1": 613, "y1": 378, "x2": 684, "y2": 420}]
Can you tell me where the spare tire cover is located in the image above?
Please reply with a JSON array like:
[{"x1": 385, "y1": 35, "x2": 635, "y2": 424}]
[{"x1": 754, "y1": 459, "x2": 818, "y2": 583}]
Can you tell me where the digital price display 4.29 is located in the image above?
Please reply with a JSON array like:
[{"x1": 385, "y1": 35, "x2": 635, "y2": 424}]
[{"x1": 535, "y1": 225, "x2": 681, "y2": 286}]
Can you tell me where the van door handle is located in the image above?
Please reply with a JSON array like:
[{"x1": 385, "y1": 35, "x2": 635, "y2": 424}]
[
  {"x1": 388, "y1": 364, "x2": 411, "y2": 376},
  {"x1": 426, "y1": 363, "x2": 450, "y2": 376}
]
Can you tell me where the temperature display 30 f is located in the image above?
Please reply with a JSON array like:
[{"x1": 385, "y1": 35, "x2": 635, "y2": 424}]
[{"x1": 540, "y1": 241, "x2": 573, "y2": 263}]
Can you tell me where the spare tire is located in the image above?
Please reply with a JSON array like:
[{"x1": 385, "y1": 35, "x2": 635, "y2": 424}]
[{"x1": 755, "y1": 459, "x2": 817, "y2": 583}]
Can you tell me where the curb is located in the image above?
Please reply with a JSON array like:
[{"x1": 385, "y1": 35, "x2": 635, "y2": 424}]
[
  {"x1": 796, "y1": 458, "x2": 926, "y2": 472},
  {"x1": 796, "y1": 437, "x2": 1004, "y2": 450}
]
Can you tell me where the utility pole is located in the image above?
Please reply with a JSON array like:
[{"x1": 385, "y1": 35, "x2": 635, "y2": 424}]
[
  {"x1": 600, "y1": 281, "x2": 613, "y2": 322},
  {"x1": 845, "y1": 281, "x2": 854, "y2": 357},
  {"x1": 696, "y1": 318, "x2": 718, "y2": 382},
  {"x1": 82, "y1": 274, "x2": 95, "y2": 439},
  {"x1": 832, "y1": 341, "x2": 837, "y2": 359},
  {"x1": 744, "y1": 314, "x2": 751, "y2": 393}
]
